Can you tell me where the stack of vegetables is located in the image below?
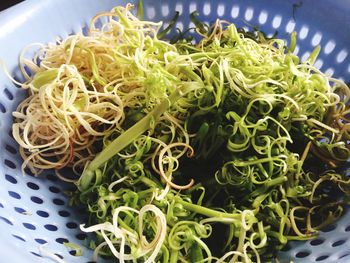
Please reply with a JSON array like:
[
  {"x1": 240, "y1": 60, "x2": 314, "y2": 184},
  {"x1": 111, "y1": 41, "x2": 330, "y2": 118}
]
[{"x1": 12, "y1": 4, "x2": 350, "y2": 263}]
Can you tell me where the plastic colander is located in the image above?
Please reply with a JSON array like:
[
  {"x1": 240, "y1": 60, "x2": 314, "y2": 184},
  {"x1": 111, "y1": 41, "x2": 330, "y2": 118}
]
[{"x1": 0, "y1": 0, "x2": 350, "y2": 262}]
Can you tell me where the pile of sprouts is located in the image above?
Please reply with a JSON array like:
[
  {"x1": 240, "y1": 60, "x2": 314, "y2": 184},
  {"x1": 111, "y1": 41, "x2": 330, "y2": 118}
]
[{"x1": 12, "y1": 4, "x2": 350, "y2": 263}]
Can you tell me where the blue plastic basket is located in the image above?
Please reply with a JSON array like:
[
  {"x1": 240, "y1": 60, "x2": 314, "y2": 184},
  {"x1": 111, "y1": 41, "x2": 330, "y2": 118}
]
[{"x1": 0, "y1": 0, "x2": 350, "y2": 262}]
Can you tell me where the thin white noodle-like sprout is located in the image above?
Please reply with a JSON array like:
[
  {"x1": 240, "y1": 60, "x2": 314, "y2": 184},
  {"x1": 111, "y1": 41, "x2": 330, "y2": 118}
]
[
  {"x1": 157, "y1": 142, "x2": 195, "y2": 190},
  {"x1": 108, "y1": 176, "x2": 129, "y2": 191},
  {"x1": 81, "y1": 204, "x2": 167, "y2": 262},
  {"x1": 39, "y1": 243, "x2": 66, "y2": 263},
  {"x1": 138, "y1": 204, "x2": 167, "y2": 263}
]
